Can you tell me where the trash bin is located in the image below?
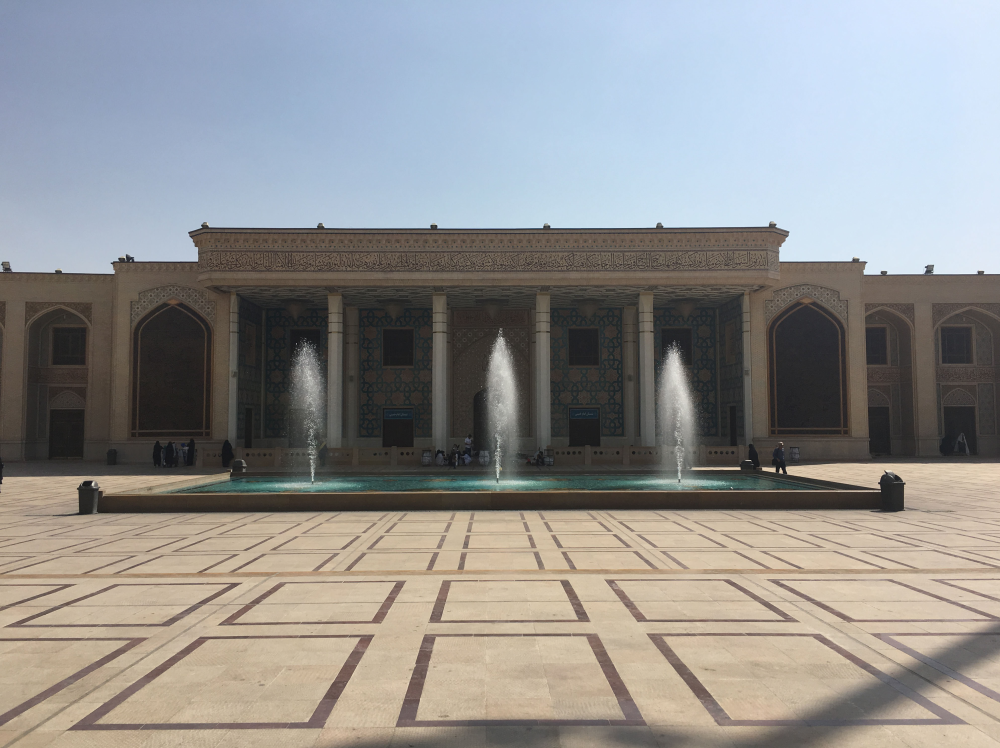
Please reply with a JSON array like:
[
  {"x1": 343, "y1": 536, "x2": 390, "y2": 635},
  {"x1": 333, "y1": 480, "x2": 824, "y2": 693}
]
[
  {"x1": 789, "y1": 447, "x2": 800, "y2": 463},
  {"x1": 879, "y1": 471, "x2": 905, "y2": 511},
  {"x1": 740, "y1": 460, "x2": 755, "y2": 471},
  {"x1": 106, "y1": 449, "x2": 117, "y2": 466},
  {"x1": 230, "y1": 459, "x2": 247, "y2": 477},
  {"x1": 421, "y1": 450, "x2": 433, "y2": 467},
  {"x1": 78, "y1": 481, "x2": 100, "y2": 514}
]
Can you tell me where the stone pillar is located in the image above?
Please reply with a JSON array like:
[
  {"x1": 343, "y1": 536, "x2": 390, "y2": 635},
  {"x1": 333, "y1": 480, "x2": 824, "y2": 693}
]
[
  {"x1": 913, "y1": 302, "x2": 938, "y2": 456},
  {"x1": 741, "y1": 291, "x2": 754, "y2": 444},
  {"x1": 344, "y1": 306, "x2": 359, "y2": 447},
  {"x1": 638, "y1": 291, "x2": 656, "y2": 446},
  {"x1": 227, "y1": 292, "x2": 239, "y2": 444},
  {"x1": 432, "y1": 292, "x2": 448, "y2": 451},
  {"x1": 0, "y1": 302, "x2": 26, "y2": 460},
  {"x1": 623, "y1": 305, "x2": 638, "y2": 444},
  {"x1": 535, "y1": 291, "x2": 552, "y2": 449},
  {"x1": 327, "y1": 293, "x2": 344, "y2": 448}
]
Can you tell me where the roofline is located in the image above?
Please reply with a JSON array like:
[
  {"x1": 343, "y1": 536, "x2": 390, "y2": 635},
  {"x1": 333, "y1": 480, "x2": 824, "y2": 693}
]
[{"x1": 189, "y1": 225, "x2": 790, "y2": 238}]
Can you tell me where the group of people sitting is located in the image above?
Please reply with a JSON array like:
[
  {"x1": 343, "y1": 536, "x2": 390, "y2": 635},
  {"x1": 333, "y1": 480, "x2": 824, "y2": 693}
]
[
  {"x1": 437, "y1": 435, "x2": 477, "y2": 468},
  {"x1": 745, "y1": 442, "x2": 789, "y2": 474},
  {"x1": 152, "y1": 439, "x2": 196, "y2": 467}
]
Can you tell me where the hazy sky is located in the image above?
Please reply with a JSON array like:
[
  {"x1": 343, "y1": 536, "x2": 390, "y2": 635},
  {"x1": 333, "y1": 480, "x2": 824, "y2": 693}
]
[{"x1": 1, "y1": 1, "x2": 997, "y2": 275}]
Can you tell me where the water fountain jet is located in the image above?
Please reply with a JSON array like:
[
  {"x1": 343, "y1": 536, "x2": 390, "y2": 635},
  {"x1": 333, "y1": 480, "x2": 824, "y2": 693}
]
[
  {"x1": 486, "y1": 330, "x2": 520, "y2": 484},
  {"x1": 290, "y1": 341, "x2": 325, "y2": 483},
  {"x1": 658, "y1": 343, "x2": 697, "y2": 484}
]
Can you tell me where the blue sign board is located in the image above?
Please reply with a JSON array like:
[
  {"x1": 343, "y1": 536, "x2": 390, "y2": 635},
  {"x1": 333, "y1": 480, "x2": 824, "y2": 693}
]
[
  {"x1": 383, "y1": 409, "x2": 413, "y2": 420},
  {"x1": 569, "y1": 408, "x2": 599, "y2": 420}
]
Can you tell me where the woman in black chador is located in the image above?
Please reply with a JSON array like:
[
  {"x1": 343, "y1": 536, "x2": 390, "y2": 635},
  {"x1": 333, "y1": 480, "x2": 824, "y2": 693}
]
[
  {"x1": 186, "y1": 438, "x2": 196, "y2": 466},
  {"x1": 164, "y1": 442, "x2": 175, "y2": 469},
  {"x1": 153, "y1": 441, "x2": 162, "y2": 467},
  {"x1": 747, "y1": 443, "x2": 760, "y2": 469},
  {"x1": 221, "y1": 440, "x2": 234, "y2": 468}
]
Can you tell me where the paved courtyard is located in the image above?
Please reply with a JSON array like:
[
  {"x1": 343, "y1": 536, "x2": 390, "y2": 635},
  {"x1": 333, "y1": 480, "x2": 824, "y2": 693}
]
[{"x1": 1, "y1": 460, "x2": 1000, "y2": 747}]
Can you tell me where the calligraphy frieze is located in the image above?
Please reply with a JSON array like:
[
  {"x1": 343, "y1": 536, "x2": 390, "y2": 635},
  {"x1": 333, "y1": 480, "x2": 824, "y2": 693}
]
[
  {"x1": 199, "y1": 249, "x2": 779, "y2": 274},
  {"x1": 936, "y1": 366, "x2": 998, "y2": 383}
]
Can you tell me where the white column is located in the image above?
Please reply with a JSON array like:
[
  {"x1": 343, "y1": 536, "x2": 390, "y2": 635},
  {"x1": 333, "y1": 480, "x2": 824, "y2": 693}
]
[
  {"x1": 638, "y1": 291, "x2": 656, "y2": 446},
  {"x1": 432, "y1": 292, "x2": 448, "y2": 450},
  {"x1": 0, "y1": 302, "x2": 26, "y2": 460},
  {"x1": 741, "y1": 291, "x2": 754, "y2": 444},
  {"x1": 326, "y1": 293, "x2": 344, "y2": 447},
  {"x1": 623, "y1": 305, "x2": 638, "y2": 444},
  {"x1": 227, "y1": 292, "x2": 239, "y2": 443},
  {"x1": 535, "y1": 291, "x2": 552, "y2": 449},
  {"x1": 344, "y1": 306, "x2": 359, "y2": 447}
]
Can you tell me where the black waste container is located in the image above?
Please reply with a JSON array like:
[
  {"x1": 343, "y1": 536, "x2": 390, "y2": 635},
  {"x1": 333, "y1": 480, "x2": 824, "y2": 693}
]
[
  {"x1": 879, "y1": 471, "x2": 905, "y2": 511},
  {"x1": 78, "y1": 481, "x2": 100, "y2": 514},
  {"x1": 740, "y1": 460, "x2": 755, "y2": 471},
  {"x1": 106, "y1": 449, "x2": 117, "y2": 466},
  {"x1": 230, "y1": 459, "x2": 247, "y2": 477}
]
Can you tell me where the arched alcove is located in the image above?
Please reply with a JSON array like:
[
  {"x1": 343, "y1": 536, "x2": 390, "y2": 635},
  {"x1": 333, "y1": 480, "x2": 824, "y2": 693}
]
[
  {"x1": 131, "y1": 303, "x2": 212, "y2": 437},
  {"x1": 865, "y1": 307, "x2": 917, "y2": 455},
  {"x1": 768, "y1": 301, "x2": 848, "y2": 435}
]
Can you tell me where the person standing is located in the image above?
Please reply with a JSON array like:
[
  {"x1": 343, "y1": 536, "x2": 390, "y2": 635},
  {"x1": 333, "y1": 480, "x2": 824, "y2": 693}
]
[
  {"x1": 178, "y1": 442, "x2": 188, "y2": 467},
  {"x1": 221, "y1": 440, "x2": 234, "y2": 468},
  {"x1": 153, "y1": 441, "x2": 162, "y2": 467},
  {"x1": 0, "y1": 449, "x2": 4, "y2": 493},
  {"x1": 164, "y1": 441, "x2": 175, "y2": 469},
  {"x1": 772, "y1": 442, "x2": 787, "y2": 474},
  {"x1": 747, "y1": 443, "x2": 760, "y2": 469},
  {"x1": 187, "y1": 438, "x2": 196, "y2": 466}
]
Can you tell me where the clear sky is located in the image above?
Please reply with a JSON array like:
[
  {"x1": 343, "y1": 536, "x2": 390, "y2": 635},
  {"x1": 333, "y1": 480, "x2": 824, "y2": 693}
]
[{"x1": 1, "y1": 1, "x2": 997, "y2": 275}]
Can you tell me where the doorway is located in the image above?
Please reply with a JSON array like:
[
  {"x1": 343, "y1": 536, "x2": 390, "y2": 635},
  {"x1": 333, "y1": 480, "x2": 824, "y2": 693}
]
[
  {"x1": 868, "y1": 406, "x2": 891, "y2": 455},
  {"x1": 49, "y1": 409, "x2": 84, "y2": 459},
  {"x1": 568, "y1": 408, "x2": 600, "y2": 447},
  {"x1": 382, "y1": 408, "x2": 414, "y2": 448},
  {"x1": 944, "y1": 406, "x2": 978, "y2": 455},
  {"x1": 473, "y1": 389, "x2": 487, "y2": 454}
]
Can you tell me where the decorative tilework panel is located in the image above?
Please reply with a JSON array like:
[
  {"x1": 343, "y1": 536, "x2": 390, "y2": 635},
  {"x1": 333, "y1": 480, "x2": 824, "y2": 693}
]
[
  {"x1": 718, "y1": 297, "x2": 743, "y2": 439},
  {"x1": 237, "y1": 299, "x2": 263, "y2": 441},
  {"x1": 550, "y1": 308, "x2": 623, "y2": 438},
  {"x1": 655, "y1": 307, "x2": 718, "y2": 437},
  {"x1": 359, "y1": 309, "x2": 432, "y2": 439},
  {"x1": 264, "y1": 307, "x2": 328, "y2": 439},
  {"x1": 979, "y1": 383, "x2": 996, "y2": 436}
]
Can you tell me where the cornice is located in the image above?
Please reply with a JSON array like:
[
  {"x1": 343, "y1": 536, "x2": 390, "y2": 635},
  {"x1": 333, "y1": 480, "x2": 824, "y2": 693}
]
[
  {"x1": 0, "y1": 273, "x2": 113, "y2": 283},
  {"x1": 114, "y1": 262, "x2": 198, "y2": 273}
]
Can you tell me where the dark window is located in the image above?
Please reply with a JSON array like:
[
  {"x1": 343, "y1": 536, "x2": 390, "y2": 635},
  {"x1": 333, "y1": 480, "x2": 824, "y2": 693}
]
[
  {"x1": 383, "y1": 328, "x2": 414, "y2": 367},
  {"x1": 661, "y1": 328, "x2": 693, "y2": 366},
  {"x1": 290, "y1": 329, "x2": 321, "y2": 354},
  {"x1": 866, "y1": 327, "x2": 888, "y2": 366},
  {"x1": 568, "y1": 328, "x2": 600, "y2": 366},
  {"x1": 941, "y1": 327, "x2": 973, "y2": 364},
  {"x1": 52, "y1": 327, "x2": 87, "y2": 365}
]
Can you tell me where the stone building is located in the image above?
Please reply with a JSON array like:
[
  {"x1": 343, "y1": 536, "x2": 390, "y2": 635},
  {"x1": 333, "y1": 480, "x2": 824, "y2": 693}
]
[{"x1": 0, "y1": 224, "x2": 996, "y2": 463}]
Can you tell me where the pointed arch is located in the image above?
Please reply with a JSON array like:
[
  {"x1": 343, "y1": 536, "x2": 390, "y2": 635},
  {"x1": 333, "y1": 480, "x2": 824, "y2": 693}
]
[{"x1": 131, "y1": 302, "x2": 212, "y2": 437}]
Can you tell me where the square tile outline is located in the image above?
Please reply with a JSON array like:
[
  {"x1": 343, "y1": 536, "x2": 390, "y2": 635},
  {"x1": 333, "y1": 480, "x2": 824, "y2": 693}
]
[
  {"x1": 398, "y1": 512, "x2": 457, "y2": 521},
  {"x1": 607, "y1": 578, "x2": 796, "y2": 623},
  {"x1": 462, "y1": 533, "x2": 537, "y2": 550},
  {"x1": 8, "y1": 582, "x2": 240, "y2": 628},
  {"x1": 619, "y1": 520, "x2": 697, "y2": 534},
  {"x1": 660, "y1": 549, "x2": 768, "y2": 570},
  {"x1": 386, "y1": 521, "x2": 454, "y2": 534},
  {"x1": 808, "y1": 533, "x2": 921, "y2": 550},
  {"x1": 720, "y1": 533, "x2": 824, "y2": 550},
  {"x1": 770, "y1": 578, "x2": 999, "y2": 622},
  {"x1": 0, "y1": 537, "x2": 96, "y2": 554},
  {"x1": 894, "y1": 533, "x2": 997, "y2": 549},
  {"x1": 0, "y1": 557, "x2": 31, "y2": 571},
  {"x1": 691, "y1": 519, "x2": 776, "y2": 533},
  {"x1": 219, "y1": 521, "x2": 304, "y2": 537},
  {"x1": 344, "y1": 551, "x2": 439, "y2": 572},
  {"x1": 221, "y1": 580, "x2": 405, "y2": 625},
  {"x1": 861, "y1": 549, "x2": 1000, "y2": 570},
  {"x1": 551, "y1": 533, "x2": 631, "y2": 550},
  {"x1": 649, "y1": 632, "x2": 964, "y2": 726},
  {"x1": 175, "y1": 536, "x2": 275, "y2": 553},
  {"x1": 71, "y1": 634, "x2": 372, "y2": 731},
  {"x1": 0, "y1": 583, "x2": 74, "y2": 611},
  {"x1": 305, "y1": 520, "x2": 381, "y2": 535},
  {"x1": 3, "y1": 555, "x2": 136, "y2": 575},
  {"x1": 368, "y1": 534, "x2": 447, "y2": 551},
  {"x1": 135, "y1": 524, "x2": 226, "y2": 538},
  {"x1": 467, "y1": 519, "x2": 529, "y2": 533},
  {"x1": 396, "y1": 633, "x2": 644, "y2": 727},
  {"x1": 635, "y1": 533, "x2": 726, "y2": 549},
  {"x1": 877, "y1": 632, "x2": 1000, "y2": 705},
  {"x1": 72, "y1": 537, "x2": 182, "y2": 554},
  {"x1": 537, "y1": 511, "x2": 600, "y2": 521},
  {"x1": 227, "y1": 551, "x2": 341, "y2": 573},
  {"x1": 430, "y1": 579, "x2": 589, "y2": 623},
  {"x1": 769, "y1": 519, "x2": 857, "y2": 532},
  {"x1": 563, "y1": 550, "x2": 657, "y2": 570},
  {"x1": 271, "y1": 534, "x2": 360, "y2": 552},
  {"x1": 459, "y1": 550, "x2": 545, "y2": 571},
  {"x1": 542, "y1": 520, "x2": 614, "y2": 534},
  {"x1": 760, "y1": 549, "x2": 886, "y2": 570},
  {"x1": 113, "y1": 554, "x2": 238, "y2": 575},
  {"x1": 0, "y1": 637, "x2": 144, "y2": 728}
]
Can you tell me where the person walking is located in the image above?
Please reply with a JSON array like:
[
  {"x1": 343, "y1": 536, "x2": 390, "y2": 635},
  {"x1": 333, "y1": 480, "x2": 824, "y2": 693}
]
[
  {"x1": 772, "y1": 442, "x2": 787, "y2": 474},
  {"x1": 153, "y1": 441, "x2": 162, "y2": 468},
  {"x1": 186, "y1": 438, "x2": 196, "y2": 466},
  {"x1": 164, "y1": 441, "x2": 175, "y2": 469}
]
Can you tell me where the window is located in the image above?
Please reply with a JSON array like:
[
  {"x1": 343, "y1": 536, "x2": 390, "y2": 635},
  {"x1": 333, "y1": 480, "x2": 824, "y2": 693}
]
[
  {"x1": 661, "y1": 328, "x2": 693, "y2": 366},
  {"x1": 52, "y1": 327, "x2": 86, "y2": 365},
  {"x1": 383, "y1": 328, "x2": 414, "y2": 367},
  {"x1": 865, "y1": 327, "x2": 888, "y2": 366},
  {"x1": 568, "y1": 328, "x2": 600, "y2": 366},
  {"x1": 941, "y1": 326, "x2": 973, "y2": 365}
]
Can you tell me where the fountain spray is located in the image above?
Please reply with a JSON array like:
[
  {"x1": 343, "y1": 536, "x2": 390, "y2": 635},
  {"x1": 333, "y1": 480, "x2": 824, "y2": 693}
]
[
  {"x1": 290, "y1": 341, "x2": 325, "y2": 484},
  {"x1": 657, "y1": 343, "x2": 696, "y2": 484},
  {"x1": 486, "y1": 330, "x2": 520, "y2": 484}
]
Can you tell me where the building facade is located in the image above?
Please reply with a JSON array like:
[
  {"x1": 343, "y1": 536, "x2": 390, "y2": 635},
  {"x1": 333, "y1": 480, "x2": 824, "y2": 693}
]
[{"x1": 1, "y1": 225, "x2": 997, "y2": 463}]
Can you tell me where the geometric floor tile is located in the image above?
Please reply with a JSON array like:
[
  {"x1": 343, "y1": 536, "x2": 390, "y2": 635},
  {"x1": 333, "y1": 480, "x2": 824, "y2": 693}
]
[
  {"x1": 221, "y1": 580, "x2": 404, "y2": 625},
  {"x1": 430, "y1": 579, "x2": 589, "y2": 623},
  {"x1": 608, "y1": 578, "x2": 795, "y2": 622}
]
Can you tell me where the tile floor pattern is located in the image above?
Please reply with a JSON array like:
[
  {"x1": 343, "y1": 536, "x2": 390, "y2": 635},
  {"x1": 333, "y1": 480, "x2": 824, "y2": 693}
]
[{"x1": 1, "y1": 460, "x2": 1000, "y2": 746}]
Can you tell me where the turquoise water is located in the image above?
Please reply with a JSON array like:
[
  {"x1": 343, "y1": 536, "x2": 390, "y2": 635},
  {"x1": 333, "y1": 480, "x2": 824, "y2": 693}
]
[{"x1": 175, "y1": 473, "x2": 817, "y2": 494}]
